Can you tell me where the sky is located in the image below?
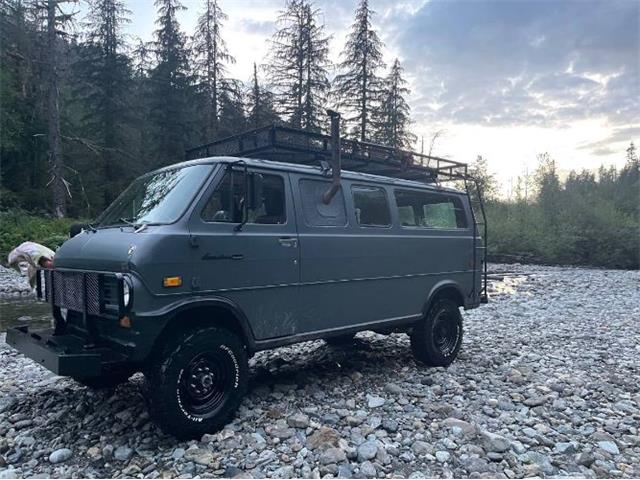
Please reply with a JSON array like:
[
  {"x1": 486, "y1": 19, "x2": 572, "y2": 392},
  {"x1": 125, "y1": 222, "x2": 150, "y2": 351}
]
[{"x1": 95, "y1": 0, "x2": 639, "y2": 195}]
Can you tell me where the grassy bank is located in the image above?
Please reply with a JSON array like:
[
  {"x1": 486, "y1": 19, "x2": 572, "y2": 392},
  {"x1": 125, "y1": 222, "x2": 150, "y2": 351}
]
[{"x1": 0, "y1": 210, "x2": 80, "y2": 262}]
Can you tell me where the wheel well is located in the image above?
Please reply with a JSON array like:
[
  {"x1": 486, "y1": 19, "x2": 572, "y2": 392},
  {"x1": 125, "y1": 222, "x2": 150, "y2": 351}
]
[
  {"x1": 148, "y1": 305, "x2": 251, "y2": 363},
  {"x1": 427, "y1": 285, "x2": 464, "y2": 312}
]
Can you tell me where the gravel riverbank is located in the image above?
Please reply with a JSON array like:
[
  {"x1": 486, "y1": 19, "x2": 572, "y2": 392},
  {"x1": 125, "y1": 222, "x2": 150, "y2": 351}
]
[
  {"x1": 0, "y1": 264, "x2": 639, "y2": 479},
  {"x1": 0, "y1": 266, "x2": 33, "y2": 298}
]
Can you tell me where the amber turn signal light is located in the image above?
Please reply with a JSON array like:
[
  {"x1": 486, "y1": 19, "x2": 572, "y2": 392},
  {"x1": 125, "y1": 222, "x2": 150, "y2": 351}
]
[{"x1": 163, "y1": 276, "x2": 183, "y2": 288}]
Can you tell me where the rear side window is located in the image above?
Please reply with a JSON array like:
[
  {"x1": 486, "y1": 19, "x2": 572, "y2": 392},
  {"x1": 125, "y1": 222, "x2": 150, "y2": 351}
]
[
  {"x1": 394, "y1": 189, "x2": 467, "y2": 229},
  {"x1": 299, "y1": 179, "x2": 347, "y2": 227},
  {"x1": 202, "y1": 171, "x2": 286, "y2": 225},
  {"x1": 352, "y1": 185, "x2": 391, "y2": 227}
]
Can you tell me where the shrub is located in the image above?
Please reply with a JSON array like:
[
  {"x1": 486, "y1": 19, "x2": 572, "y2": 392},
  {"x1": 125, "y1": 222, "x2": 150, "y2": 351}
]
[{"x1": 0, "y1": 210, "x2": 82, "y2": 262}]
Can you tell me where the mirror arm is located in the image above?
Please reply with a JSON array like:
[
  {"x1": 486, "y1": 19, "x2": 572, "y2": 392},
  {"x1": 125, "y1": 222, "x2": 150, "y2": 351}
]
[
  {"x1": 234, "y1": 162, "x2": 249, "y2": 232},
  {"x1": 323, "y1": 110, "x2": 342, "y2": 204}
]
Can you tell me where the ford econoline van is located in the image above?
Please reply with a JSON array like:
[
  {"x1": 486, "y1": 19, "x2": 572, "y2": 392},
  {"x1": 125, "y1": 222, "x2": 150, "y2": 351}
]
[{"x1": 7, "y1": 114, "x2": 487, "y2": 438}]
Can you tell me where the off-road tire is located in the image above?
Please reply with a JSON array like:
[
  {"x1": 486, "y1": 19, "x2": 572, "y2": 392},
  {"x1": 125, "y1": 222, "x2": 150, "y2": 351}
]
[
  {"x1": 143, "y1": 326, "x2": 248, "y2": 440},
  {"x1": 410, "y1": 299, "x2": 463, "y2": 367},
  {"x1": 74, "y1": 371, "x2": 132, "y2": 389},
  {"x1": 325, "y1": 333, "x2": 356, "y2": 346}
]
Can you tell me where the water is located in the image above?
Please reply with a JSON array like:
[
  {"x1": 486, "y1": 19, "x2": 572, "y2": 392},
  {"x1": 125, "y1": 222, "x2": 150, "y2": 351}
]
[{"x1": 0, "y1": 296, "x2": 52, "y2": 332}]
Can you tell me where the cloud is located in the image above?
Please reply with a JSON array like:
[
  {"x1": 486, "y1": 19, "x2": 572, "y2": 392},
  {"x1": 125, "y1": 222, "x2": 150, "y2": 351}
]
[
  {"x1": 237, "y1": 18, "x2": 276, "y2": 36},
  {"x1": 384, "y1": 0, "x2": 639, "y2": 128},
  {"x1": 578, "y1": 125, "x2": 640, "y2": 156}
]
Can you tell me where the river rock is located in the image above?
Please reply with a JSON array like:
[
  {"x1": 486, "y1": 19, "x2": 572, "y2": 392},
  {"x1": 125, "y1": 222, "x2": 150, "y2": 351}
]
[
  {"x1": 366, "y1": 394, "x2": 385, "y2": 408},
  {"x1": 357, "y1": 441, "x2": 377, "y2": 461},
  {"x1": 319, "y1": 447, "x2": 346, "y2": 465},
  {"x1": 480, "y1": 430, "x2": 511, "y2": 453},
  {"x1": 598, "y1": 441, "x2": 620, "y2": 455},
  {"x1": 49, "y1": 448, "x2": 72, "y2": 464},
  {"x1": 286, "y1": 413, "x2": 310, "y2": 429}
]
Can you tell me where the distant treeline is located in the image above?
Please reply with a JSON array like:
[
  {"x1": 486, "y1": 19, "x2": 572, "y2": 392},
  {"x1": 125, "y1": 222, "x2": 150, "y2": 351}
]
[
  {"x1": 474, "y1": 148, "x2": 640, "y2": 270},
  {"x1": 1, "y1": 0, "x2": 414, "y2": 218}
]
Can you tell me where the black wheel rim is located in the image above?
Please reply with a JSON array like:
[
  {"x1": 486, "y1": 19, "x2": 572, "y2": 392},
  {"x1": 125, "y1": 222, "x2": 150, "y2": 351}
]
[
  {"x1": 178, "y1": 349, "x2": 235, "y2": 418},
  {"x1": 432, "y1": 310, "x2": 460, "y2": 357}
]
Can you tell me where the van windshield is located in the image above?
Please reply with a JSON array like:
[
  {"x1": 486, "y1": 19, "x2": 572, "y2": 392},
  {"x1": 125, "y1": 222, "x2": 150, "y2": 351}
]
[{"x1": 97, "y1": 164, "x2": 212, "y2": 227}]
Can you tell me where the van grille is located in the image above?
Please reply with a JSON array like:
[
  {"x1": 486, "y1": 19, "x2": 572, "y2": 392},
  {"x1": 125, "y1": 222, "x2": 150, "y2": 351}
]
[
  {"x1": 51, "y1": 271, "x2": 101, "y2": 315},
  {"x1": 39, "y1": 270, "x2": 122, "y2": 316}
]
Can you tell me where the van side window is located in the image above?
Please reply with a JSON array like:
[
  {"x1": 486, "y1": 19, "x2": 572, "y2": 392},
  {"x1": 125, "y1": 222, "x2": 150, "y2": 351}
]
[
  {"x1": 202, "y1": 171, "x2": 286, "y2": 225},
  {"x1": 352, "y1": 185, "x2": 391, "y2": 227},
  {"x1": 394, "y1": 189, "x2": 467, "y2": 229},
  {"x1": 299, "y1": 179, "x2": 347, "y2": 226}
]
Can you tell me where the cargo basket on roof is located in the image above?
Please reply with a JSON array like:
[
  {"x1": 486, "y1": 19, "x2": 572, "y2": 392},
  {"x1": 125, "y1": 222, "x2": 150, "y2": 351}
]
[{"x1": 186, "y1": 124, "x2": 472, "y2": 183}]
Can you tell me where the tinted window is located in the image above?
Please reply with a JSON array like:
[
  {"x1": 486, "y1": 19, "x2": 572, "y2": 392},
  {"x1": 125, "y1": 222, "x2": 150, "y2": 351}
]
[
  {"x1": 202, "y1": 171, "x2": 286, "y2": 225},
  {"x1": 394, "y1": 189, "x2": 467, "y2": 229},
  {"x1": 352, "y1": 185, "x2": 391, "y2": 227},
  {"x1": 299, "y1": 179, "x2": 347, "y2": 227}
]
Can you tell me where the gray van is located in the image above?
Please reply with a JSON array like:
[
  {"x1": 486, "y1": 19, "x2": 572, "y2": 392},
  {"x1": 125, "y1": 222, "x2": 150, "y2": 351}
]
[{"x1": 7, "y1": 114, "x2": 487, "y2": 439}]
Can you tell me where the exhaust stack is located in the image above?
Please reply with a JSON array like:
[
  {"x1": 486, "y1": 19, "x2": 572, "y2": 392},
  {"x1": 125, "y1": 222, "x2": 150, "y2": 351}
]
[{"x1": 322, "y1": 109, "x2": 341, "y2": 204}]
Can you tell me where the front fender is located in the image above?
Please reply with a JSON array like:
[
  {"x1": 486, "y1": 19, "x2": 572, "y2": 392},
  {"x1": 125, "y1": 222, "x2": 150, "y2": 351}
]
[{"x1": 135, "y1": 296, "x2": 257, "y2": 357}]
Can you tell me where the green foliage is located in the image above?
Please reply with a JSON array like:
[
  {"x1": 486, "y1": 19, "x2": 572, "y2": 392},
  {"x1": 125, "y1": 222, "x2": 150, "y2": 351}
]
[
  {"x1": 0, "y1": 210, "x2": 80, "y2": 260},
  {"x1": 375, "y1": 59, "x2": 416, "y2": 149},
  {"x1": 266, "y1": 0, "x2": 331, "y2": 132},
  {"x1": 148, "y1": 0, "x2": 195, "y2": 167},
  {"x1": 334, "y1": 0, "x2": 385, "y2": 141},
  {"x1": 485, "y1": 150, "x2": 640, "y2": 270}
]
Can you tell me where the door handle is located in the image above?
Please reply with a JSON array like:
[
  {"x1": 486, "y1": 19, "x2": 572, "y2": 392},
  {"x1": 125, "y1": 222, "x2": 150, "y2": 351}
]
[
  {"x1": 278, "y1": 237, "x2": 298, "y2": 248},
  {"x1": 202, "y1": 253, "x2": 244, "y2": 261}
]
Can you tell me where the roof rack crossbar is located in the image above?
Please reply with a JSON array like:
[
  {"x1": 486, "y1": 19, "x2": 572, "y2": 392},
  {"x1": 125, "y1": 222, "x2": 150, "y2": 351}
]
[{"x1": 185, "y1": 125, "x2": 472, "y2": 183}]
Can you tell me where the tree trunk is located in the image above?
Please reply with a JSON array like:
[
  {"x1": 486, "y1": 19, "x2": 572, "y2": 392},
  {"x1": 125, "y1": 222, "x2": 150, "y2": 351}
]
[
  {"x1": 360, "y1": 53, "x2": 367, "y2": 142},
  {"x1": 47, "y1": 0, "x2": 66, "y2": 218}
]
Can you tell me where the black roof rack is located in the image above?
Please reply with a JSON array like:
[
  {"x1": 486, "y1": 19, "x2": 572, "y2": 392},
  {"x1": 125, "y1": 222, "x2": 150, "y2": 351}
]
[{"x1": 185, "y1": 124, "x2": 470, "y2": 183}]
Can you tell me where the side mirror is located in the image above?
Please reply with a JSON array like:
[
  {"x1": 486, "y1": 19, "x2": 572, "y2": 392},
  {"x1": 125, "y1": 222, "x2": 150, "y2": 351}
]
[
  {"x1": 69, "y1": 223, "x2": 86, "y2": 238},
  {"x1": 247, "y1": 173, "x2": 264, "y2": 210}
]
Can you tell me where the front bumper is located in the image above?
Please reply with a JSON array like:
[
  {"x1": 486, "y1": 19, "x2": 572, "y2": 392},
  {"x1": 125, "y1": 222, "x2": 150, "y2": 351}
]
[{"x1": 6, "y1": 326, "x2": 128, "y2": 378}]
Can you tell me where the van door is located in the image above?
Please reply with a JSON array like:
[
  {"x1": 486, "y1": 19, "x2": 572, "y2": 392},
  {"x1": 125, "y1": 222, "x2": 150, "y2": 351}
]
[
  {"x1": 188, "y1": 166, "x2": 300, "y2": 340},
  {"x1": 292, "y1": 175, "x2": 421, "y2": 334}
]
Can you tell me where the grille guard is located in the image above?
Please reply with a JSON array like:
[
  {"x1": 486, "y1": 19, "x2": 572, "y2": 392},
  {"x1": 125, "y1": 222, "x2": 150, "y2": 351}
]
[{"x1": 35, "y1": 268, "x2": 129, "y2": 319}]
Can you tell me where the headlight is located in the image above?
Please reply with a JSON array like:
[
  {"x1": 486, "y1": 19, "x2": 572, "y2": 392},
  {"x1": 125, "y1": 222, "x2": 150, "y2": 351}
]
[{"x1": 122, "y1": 277, "x2": 132, "y2": 308}]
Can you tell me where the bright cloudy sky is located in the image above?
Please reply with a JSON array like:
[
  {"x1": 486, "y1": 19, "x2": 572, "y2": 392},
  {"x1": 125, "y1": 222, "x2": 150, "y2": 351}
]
[{"x1": 105, "y1": 0, "x2": 638, "y2": 193}]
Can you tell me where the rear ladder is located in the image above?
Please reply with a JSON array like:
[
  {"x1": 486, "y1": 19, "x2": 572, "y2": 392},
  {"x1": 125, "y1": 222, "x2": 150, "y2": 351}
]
[{"x1": 464, "y1": 179, "x2": 489, "y2": 304}]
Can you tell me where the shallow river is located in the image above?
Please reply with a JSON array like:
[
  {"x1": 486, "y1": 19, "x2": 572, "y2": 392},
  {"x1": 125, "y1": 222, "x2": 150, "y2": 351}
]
[{"x1": 0, "y1": 296, "x2": 52, "y2": 331}]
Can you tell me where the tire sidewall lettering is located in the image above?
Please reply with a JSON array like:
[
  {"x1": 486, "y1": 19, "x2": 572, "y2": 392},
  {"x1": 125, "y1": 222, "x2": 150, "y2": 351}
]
[
  {"x1": 176, "y1": 368, "x2": 204, "y2": 423},
  {"x1": 175, "y1": 342, "x2": 241, "y2": 423},
  {"x1": 219, "y1": 344, "x2": 240, "y2": 389}
]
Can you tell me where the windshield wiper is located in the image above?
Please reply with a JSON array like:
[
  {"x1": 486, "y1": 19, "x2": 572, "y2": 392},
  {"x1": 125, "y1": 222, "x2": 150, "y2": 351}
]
[
  {"x1": 119, "y1": 217, "x2": 152, "y2": 232},
  {"x1": 119, "y1": 217, "x2": 143, "y2": 228}
]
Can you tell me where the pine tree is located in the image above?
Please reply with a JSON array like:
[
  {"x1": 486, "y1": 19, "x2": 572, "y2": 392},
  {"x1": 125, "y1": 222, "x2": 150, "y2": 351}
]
[
  {"x1": 76, "y1": 0, "x2": 133, "y2": 208},
  {"x1": 468, "y1": 155, "x2": 497, "y2": 201},
  {"x1": 192, "y1": 0, "x2": 235, "y2": 140},
  {"x1": 132, "y1": 38, "x2": 153, "y2": 79},
  {"x1": 246, "y1": 62, "x2": 279, "y2": 129},
  {"x1": 375, "y1": 58, "x2": 416, "y2": 149},
  {"x1": 217, "y1": 83, "x2": 246, "y2": 137},
  {"x1": 0, "y1": 1, "x2": 45, "y2": 209},
  {"x1": 334, "y1": 0, "x2": 385, "y2": 142},
  {"x1": 266, "y1": 0, "x2": 330, "y2": 132},
  {"x1": 148, "y1": 0, "x2": 193, "y2": 166},
  {"x1": 28, "y1": 0, "x2": 77, "y2": 217}
]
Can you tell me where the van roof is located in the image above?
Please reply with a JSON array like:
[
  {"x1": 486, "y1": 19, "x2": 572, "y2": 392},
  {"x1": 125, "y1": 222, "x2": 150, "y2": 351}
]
[{"x1": 154, "y1": 156, "x2": 466, "y2": 195}]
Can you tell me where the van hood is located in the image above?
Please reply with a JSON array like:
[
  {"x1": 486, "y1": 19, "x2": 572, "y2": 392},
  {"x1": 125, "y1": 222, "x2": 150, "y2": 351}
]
[{"x1": 53, "y1": 228, "x2": 147, "y2": 272}]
